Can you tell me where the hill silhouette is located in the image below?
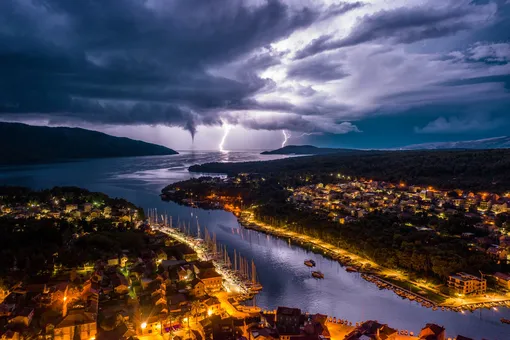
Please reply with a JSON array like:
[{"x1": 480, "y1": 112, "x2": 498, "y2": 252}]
[
  {"x1": 261, "y1": 144, "x2": 360, "y2": 155},
  {"x1": 0, "y1": 122, "x2": 178, "y2": 165}
]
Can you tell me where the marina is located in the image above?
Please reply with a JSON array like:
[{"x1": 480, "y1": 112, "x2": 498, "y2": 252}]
[{"x1": 147, "y1": 208, "x2": 263, "y2": 297}]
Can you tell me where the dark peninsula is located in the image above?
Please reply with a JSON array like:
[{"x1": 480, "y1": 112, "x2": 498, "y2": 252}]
[
  {"x1": 261, "y1": 144, "x2": 360, "y2": 155},
  {"x1": 191, "y1": 148, "x2": 510, "y2": 193},
  {"x1": 0, "y1": 122, "x2": 178, "y2": 165}
]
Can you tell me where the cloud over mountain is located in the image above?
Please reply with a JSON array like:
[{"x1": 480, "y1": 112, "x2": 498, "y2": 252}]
[{"x1": 0, "y1": 0, "x2": 509, "y2": 147}]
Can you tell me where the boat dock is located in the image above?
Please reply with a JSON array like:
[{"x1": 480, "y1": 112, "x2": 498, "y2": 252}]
[{"x1": 362, "y1": 274, "x2": 437, "y2": 308}]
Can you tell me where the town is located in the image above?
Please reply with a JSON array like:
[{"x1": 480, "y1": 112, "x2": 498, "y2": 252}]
[
  {"x1": 161, "y1": 173, "x2": 510, "y2": 311},
  {"x1": 0, "y1": 187, "x2": 141, "y2": 225},
  {"x1": 289, "y1": 179, "x2": 510, "y2": 265},
  {"x1": 0, "y1": 186, "x2": 492, "y2": 340}
]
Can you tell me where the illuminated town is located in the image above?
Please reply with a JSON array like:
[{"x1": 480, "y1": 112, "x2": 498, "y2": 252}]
[
  {"x1": 289, "y1": 178, "x2": 510, "y2": 263},
  {"x1": 162, "y1": 173, "x2": 510, "y2": 312},
  {"x1": 2, "y1": 186, "x2": 507, "y2": 340}
]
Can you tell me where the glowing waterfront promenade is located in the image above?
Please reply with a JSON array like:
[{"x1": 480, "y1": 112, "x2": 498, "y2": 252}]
[
  {"x1": 152, "y1": 223, "x2": 258, "y2": 296},
  {"x1": 239, "y1": 210, "x2": 510, "y2": 311}
]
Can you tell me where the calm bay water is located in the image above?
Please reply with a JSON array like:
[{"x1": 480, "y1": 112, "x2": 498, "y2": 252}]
[{"x1": 0, "y1": 151, "x2": 509, "y2": 339}]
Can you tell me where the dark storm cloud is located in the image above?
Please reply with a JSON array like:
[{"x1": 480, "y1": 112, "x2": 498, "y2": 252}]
[
  {"x1": 233, "y1": 114, "x2": 360, "y2": 134},
  {"x1": 320, "y1": 1, "x2": 366, "y2": 20},
  {"x1": 295, "y1": 1, "x2": 495, "y2": 59},
  {"x1": 286, "y1": 56, "x2": 349, "y2": 81},
  {"x1": 0, "y1": 0, "x2": 362, "y2": 135}
]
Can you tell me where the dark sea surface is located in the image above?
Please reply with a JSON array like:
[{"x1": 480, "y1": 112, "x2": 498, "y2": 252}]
[{"x1": 0, "y1": 151, "x2": 509, "y2": 339}]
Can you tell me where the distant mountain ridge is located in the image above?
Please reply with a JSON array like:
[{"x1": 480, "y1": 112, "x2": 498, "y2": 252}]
[
  {"x1": 0, "y1": 122, "x2": 178, "y2": 165},
  {"x1": 264, "y1": 137, "x2": 510, "y2": 154},
  {"x1": 261, "y1": 145, "x2": 361, "y2": 155},
  {"x1": 401, "y1": 136, "x2": 510, "y2": 150}
]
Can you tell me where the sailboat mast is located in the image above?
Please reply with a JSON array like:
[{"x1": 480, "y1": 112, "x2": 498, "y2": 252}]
[{"x1": 234, "y1": 249, "x2": 237, "y2": 272}]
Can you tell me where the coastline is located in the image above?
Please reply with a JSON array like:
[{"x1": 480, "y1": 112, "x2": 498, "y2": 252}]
[
  {"x1": 163, "y1": 194, "x2": 510, "y2": 313},
  {"x1": 238, "y1": 211, "x2": 510, "y2": 311}
]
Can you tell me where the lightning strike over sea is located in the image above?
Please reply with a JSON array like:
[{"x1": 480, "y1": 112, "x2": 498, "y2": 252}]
[
  {"x1": 282, "y1": 130, "x2": 290, "y2": 147},
  {"x1": 219, "y1": 123, "x2": 232, "y2": 153}
]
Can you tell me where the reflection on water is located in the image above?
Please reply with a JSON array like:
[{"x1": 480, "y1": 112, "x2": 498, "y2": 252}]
[{"x1": 1, "y1": 151, "x2": 509, "y2": 339}]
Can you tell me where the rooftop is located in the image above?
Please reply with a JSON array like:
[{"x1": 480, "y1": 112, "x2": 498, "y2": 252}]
[{"x1": 277, "y1": 307, "x2": 301, "y2": 316}]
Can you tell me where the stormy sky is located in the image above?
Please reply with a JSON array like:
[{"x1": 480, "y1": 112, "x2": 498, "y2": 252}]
[{"x1": 1, "y1": 0, "x2": 510, "y2": 150}]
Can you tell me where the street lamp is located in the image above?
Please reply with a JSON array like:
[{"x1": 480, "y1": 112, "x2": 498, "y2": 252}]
[{"x1": 141, "y1": 322, "x2": 147, "y2": 330}]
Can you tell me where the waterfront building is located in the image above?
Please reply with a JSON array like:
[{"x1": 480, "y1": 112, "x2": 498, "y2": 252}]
[
  {"x1": 344, "y1": 320, "x2": 397, "y2": 340},
  {"x1": 447, "y1": 272, "x2": 486, "y2": 296},
  {"x1": 419, "y1": 323, "x2": 445, "y2": 340},
  {"x1": 276, "y1": 307, "x2": 301, "y2": 340},
  {"x1": 198, "y1": 269, "x2": 223, "y2": 292},
  {"x1": 455, "y1": 335, "x2": 473, "y2": 340}
]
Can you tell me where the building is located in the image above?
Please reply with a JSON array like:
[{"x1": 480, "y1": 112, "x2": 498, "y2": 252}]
[
  {"x1": 345, "y1": 320, "x2": 397, "y2": 340},
  {"x1": 447, "y1": 272, "x2": 486, "y2": 295},
  {"x1": 111, "y1": 273, "x2": 130, "y2": 295},
  {"x1": 120, "y1": 255, "x2": 128, "y2": 268},
  {"x1": 0, "y1": 330, "x2": 20, "y2": 340},
  {"x1": 64, "y1": 204, "x2": 78, "y2": 213},
  {"x1": 250, "y1": 327, "x2": 279, "y2": 340},
  {"x1": 204, "y1": 296, "x2": 221, "y2": 315},
  {"x1": 198, "y1": 269, "x2": 223, "y2": 292},
  {"x1": 491, "y1": 200, "x2": 507, "y2": 214},
  {"x1": 107, "y1": 257, "x2": 119, "y2": 267},
  {"x1": 53, "y1": 296, "x2": 98, "y2": 340},
  {"x1": 455, "y1": 336, "x2": 473, "y2": 340},
  {"x1": 494, "y1": 272, "x2": 510, "y2": 290},
  {"x1": 8, "y1": 308, "x2": 34, "y2": 327},
  {"x1": 211, "y1": 316, "x2": 236, "y2": 340},
  {"x1": 276, "y1": 307, "x2": 301, "y2": 339},
  {"x1": 83, "y1": 203, "x2": 92, "y2": 212},
  {"x1": 487, "y1": 246, "x2": 508, "y2": 261},
  {"x1": 478, "y1": 200, "x2": 492, "y2": 211},
  {"x1": 419, "y1": 323, "x2": 445, "y2": 340},
  {"x1": 190, "y1": 279, "x2": 206, "y2": 298},
  {"x1": 157, "y1": 250, "x2": 168, "y2": 262}
]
